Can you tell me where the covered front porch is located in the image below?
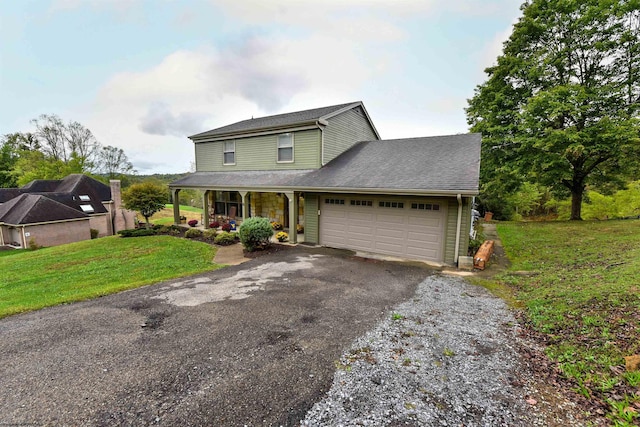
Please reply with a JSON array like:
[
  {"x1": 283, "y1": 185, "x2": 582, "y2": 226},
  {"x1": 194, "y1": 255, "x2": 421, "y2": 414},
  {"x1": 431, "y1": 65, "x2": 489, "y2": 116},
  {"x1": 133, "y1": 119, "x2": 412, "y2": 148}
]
[{"x1": 171, "y1": 188, "x2": 305, "y2": 244}]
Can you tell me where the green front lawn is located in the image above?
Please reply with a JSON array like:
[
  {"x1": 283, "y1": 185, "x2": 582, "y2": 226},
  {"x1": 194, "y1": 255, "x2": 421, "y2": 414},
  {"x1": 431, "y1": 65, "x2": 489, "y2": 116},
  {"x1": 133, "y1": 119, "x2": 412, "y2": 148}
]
[
  {"x1": 0, "y1": 235, "x2": 220, "y2": 318},
  {"x1": 495, "y1": 220, "x2": 640, "y2": 425}
]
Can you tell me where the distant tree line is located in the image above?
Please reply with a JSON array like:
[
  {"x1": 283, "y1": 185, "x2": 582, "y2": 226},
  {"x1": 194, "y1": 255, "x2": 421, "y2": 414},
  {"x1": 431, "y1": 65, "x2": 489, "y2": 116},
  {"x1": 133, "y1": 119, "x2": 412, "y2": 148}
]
[{"x1": 0, "y1": 114, "x2": 134, "y2": 188}]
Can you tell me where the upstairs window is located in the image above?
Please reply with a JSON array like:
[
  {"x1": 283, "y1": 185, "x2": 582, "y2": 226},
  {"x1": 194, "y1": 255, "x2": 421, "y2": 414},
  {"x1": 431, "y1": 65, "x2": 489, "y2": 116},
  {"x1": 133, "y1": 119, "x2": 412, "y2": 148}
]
[
  {"x1": 277, "y1": 133, "x2": 294, "y2": 162},
  {"x1": 223, "y1": 141, "x2": 235, "y2": 165}
]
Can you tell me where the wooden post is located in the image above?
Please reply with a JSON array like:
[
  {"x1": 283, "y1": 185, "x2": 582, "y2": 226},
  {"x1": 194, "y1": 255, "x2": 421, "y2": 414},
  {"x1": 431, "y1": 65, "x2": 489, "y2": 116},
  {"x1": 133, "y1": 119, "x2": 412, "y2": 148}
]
[{"x1": 172, "y1": 189, "x2": 181, "y2": 225}]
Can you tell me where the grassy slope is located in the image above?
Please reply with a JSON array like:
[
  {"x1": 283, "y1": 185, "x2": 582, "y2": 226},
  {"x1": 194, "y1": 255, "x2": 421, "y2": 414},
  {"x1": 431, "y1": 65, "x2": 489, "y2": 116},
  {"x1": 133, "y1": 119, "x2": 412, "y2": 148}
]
[
  {"x1": 496, "y1": 220, "x2": 640, "y2": 424},
  {"x1": 149, "y1": 205, "x2": 203, "y2": 225},
  {"x1": 0, "y1": 235, "x2": 219, "y2": 318}
]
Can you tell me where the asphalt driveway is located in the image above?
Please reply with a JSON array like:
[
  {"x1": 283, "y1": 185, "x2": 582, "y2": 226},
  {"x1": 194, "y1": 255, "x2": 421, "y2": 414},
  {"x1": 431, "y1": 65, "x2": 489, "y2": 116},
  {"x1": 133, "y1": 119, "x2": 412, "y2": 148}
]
[{"x1": 0, "y1": 246, "x2": 431, "y2": 426}]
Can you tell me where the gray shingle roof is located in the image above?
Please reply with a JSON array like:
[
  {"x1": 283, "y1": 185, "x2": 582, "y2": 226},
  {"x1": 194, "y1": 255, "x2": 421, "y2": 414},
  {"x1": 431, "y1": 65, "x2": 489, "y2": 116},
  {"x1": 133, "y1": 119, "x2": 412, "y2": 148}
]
[
  {"x1": 31, "y1": 192, "x2": 108, "y2": 214},
  {"x1": 295, "y1": 134, "x2": 481, "y2": 193},
  {"x1": 189, "y1": 102, "x2": 360, "y2": 139},
  {"x1": 171, "y1": 133, "x2": 481, "y2": 194},
  {"x1": 0, "y1": 194, "x2": 89, "y2": 225},
  {"x1": 56, "y1": 174, "x2": 112, "y2": 202}
]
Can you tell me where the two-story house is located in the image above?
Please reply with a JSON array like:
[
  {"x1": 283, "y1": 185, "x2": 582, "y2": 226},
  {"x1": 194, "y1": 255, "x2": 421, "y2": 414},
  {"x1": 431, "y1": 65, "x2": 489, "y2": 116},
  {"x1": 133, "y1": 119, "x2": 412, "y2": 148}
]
[{"x1": 170, "y1": 101, "x2": 480, "y2": 266}]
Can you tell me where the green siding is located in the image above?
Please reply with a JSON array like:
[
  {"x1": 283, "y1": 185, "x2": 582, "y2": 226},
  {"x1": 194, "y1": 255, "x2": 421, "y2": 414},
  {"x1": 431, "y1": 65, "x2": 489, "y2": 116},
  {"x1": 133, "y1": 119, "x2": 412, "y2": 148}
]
[
  {"x1": 304, "y1": 194, "x2": 319, "y2": 244},
  {"x1": 323, "y1": 108, "x2": 379, "y2": 164},
  {"x1": 195, "y1": 129, "x2": 321, "y2": 171},
  {"x1": 444, "y1": 197, "x2": 472, "y2": 265}
]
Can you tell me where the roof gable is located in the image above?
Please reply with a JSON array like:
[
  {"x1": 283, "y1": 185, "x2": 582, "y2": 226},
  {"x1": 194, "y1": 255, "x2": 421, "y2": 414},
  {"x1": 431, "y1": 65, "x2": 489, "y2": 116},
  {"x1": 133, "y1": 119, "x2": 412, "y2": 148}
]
[
  {"x1": 190, "y1": 102, "x2": 365, "y2": 140},
  {"x1": 0, "y1": 194, "x2": 89, "y2": 225}
]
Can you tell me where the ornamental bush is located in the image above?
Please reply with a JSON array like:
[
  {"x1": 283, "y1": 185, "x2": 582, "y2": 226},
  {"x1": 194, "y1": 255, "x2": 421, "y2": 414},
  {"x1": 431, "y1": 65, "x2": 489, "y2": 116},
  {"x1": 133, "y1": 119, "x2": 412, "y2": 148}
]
[
  {"x1": 221, "y1": 223, "x2": 232, "y2": 232},
  {"x1": 214, "y1": 231, "x2": 236, "y2": 245},
  {"x1": 209, "y1": 221, "x2": 220, "y2": 228},
  {"x1": 202, "y1": 229, "x2": 217, "y2": 241},
  {"x1": 185, "y1": 228, "x2": 203, "y2": 239},
  {"x1": 238, "y1": 217, "x2": 273, "y2": 251},
  {"x1": 188, "y1": 219, "x2": 198, "y2": 227},
  {"x1": 275, "y1": 231, "x2": 288, "y2": 242}
]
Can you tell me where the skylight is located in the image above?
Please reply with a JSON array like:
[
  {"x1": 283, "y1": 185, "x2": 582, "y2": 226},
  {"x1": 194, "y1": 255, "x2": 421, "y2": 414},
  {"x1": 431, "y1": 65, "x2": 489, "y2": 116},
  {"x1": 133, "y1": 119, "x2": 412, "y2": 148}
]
[
  {"x1": 79, "y1": 195, "x2": 91, "y2": 201},
  {"x1": 80, "y1": 204, "x2": 94, "y2": 213}
]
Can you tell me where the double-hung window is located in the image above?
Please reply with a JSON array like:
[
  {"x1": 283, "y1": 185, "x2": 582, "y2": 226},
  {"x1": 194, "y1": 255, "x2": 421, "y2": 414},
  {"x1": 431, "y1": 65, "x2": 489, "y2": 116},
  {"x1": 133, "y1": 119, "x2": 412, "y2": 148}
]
[
  {"x1": 277, "y1": 133, "x2": 294, "y2": 162},
  {"x1": 223, "y1": 141, "x2": 235, "y2": 165}
]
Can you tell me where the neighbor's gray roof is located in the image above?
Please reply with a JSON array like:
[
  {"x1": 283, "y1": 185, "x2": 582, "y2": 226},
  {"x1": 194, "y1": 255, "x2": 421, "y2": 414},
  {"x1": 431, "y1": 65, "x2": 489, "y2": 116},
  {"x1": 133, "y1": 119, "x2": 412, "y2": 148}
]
[
  {"x1": 171, "y1": 133, "x2": 481, "y2": 194},
  {"x1": 31, "y1": 192, "x2": 108, "y2": 214},
  {"x1": 189, "y1": 102, "x2": 360, "y2": 140},
  {"x1": 0, "y1": 194, "x2": 89, "y2": 225},
  {"x1": 295, "y1": 134, "x2": 481, "y2": 193}
]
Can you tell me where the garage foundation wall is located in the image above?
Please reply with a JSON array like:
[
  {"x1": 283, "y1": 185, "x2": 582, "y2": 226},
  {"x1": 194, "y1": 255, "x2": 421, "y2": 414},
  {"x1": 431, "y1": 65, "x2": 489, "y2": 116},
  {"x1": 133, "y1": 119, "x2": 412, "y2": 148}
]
[{"x1": 23, "y1": 220, "x2": 91, "y2": 248}]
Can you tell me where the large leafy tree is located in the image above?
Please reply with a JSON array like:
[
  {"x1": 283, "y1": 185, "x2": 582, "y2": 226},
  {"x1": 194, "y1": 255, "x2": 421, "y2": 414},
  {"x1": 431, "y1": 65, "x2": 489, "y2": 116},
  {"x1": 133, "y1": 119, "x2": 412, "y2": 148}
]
[
  {"x1": 122, "y1": 182, "x2": 168, "y2": 228},
  {"x1": 467, "y1": 0, "x2": 640, "y2": 220},
  {"x1": 0, "y1": 133, "x2": 40, "y2": 187}
]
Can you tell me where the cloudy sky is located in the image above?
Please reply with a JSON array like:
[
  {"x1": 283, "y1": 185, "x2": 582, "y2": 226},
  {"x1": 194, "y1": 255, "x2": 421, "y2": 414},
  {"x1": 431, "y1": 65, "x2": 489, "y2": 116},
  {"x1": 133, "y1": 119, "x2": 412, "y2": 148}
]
[{"x1": 1, "y1": 0, "x2": 522, "y2": 174}]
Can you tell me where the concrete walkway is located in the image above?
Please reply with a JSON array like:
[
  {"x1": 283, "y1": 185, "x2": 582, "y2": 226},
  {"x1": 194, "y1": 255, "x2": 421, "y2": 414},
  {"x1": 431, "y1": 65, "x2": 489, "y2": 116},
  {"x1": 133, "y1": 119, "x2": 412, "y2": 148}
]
[{"x1": 213, "y1": 243, "x2": 250, "y2": 265}]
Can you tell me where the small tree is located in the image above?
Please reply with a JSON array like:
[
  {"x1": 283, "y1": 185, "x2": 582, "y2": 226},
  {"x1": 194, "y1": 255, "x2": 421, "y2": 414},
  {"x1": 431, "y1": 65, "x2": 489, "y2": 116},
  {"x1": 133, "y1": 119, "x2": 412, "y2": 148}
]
[
  {"x1": 238, "y1": 217, "x2": 273, "y2": 251},
  {"x1": 122, "y1": 182, "x2": 167, "y2": 229}
]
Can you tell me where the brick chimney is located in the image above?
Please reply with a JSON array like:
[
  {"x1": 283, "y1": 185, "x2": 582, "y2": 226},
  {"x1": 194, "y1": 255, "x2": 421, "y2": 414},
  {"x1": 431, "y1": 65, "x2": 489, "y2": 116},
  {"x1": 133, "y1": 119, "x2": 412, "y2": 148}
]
[{"x1": 110, "y1": 180, "x2": 128, "y2": 233}]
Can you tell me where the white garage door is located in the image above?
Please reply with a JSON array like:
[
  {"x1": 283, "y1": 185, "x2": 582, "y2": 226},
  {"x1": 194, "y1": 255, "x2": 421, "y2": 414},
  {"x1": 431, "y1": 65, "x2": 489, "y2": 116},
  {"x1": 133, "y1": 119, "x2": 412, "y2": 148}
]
[{"x1": 319, "y1": 196, "x2": 446, "y2": 262}]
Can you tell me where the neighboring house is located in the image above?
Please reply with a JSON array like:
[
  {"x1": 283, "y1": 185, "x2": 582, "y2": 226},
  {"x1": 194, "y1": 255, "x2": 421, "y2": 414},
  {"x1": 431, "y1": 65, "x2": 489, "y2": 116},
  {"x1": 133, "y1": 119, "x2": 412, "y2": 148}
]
[
  {"x1": 0, "y1": 174, "x2": 135, "y2": 248},
  {"x1": 170, "y1": 101, "x2": 480, "y2": 266}
]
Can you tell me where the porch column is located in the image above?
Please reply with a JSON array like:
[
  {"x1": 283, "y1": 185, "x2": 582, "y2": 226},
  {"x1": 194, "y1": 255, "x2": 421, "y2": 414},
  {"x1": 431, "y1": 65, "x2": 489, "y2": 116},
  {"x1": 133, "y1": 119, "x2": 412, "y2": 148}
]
[
  {"x1": 172, "y1": 189, "x2": 181, "y2": 225},
  {"x1": 239, "y1": 191, "x2": 250, "y2": 220},
  {"x1": 284, "y1": 191, "x2": 298, "y2": 244},
  {"x1": 203, "y1": 190, "x2": 210, "y2": 228}
]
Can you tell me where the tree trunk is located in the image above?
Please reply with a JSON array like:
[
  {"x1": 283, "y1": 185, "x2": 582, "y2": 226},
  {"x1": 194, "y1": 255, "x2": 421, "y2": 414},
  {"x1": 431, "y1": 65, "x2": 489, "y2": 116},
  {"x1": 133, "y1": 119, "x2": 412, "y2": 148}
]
[
  {"x1": 144, "y1": 216, "x2": 150, "y2": 229},
  {"x1": 570, "y1": 189, "x2": 583, "y2": 220}
]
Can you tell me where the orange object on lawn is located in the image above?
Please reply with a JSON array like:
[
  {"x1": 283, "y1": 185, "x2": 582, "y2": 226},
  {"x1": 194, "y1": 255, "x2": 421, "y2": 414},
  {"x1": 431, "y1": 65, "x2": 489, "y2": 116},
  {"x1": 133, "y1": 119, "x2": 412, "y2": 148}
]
[{"x1": 474, "y1": 240, "x2": 495, "y2": 270}]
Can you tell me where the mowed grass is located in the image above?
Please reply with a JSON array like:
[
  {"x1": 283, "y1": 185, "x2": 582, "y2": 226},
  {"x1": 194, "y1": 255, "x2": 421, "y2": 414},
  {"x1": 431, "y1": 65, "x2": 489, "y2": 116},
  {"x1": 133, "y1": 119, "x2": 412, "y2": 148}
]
[
  {"x1": 496, "y1": 220, "x2": 640, "y2": 424},
  {"x1": 0, "y1": 235, "x2": 220, "y2": 318},
  {"x1": 148, "y1": 204, "x2": 203, "y2": 226}
]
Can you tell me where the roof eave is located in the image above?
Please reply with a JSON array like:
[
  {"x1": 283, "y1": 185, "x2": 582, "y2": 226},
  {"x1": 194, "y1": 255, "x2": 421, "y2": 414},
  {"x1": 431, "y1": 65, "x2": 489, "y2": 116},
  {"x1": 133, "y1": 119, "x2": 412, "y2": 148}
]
[
  {"x1": 169, "y1": 181, "x2": 478, "y2": 197},
  {"x1": 189, "y1": 120, "x2": 324, "y2": 142}
]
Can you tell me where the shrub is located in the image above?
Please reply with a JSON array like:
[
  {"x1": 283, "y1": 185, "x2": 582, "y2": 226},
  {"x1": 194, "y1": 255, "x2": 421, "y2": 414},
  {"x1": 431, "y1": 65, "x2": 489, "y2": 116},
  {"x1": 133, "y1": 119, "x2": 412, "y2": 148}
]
[
  {"x1": 221, "y1": 223, "x2": 232, "y2": 232},
  {"x1": 90, "y1": 228, "x2": 99, "y2": 239},
  {"x1": 158, "y1": 225, "x2": 181, "y2": 236},
  {"x1": 202, "y1": 229, "x2": 217, "y2": 241},
  {"x1": 118, "y1": 228, "x2": 157, "y2": 237},
  {"x1": 185, "y1": 228, "x2": 203, "y2": 239},
  {"x1": 239, "y1": 217, "x2": 274, "y2": 251},
  {"x1": 188, "y1": 219, "x2": 198, "y2": 227},
  {"x1": 214, "y1": 231, "x2": 236, "y2": 245},
  {"x1": 276, "y1": 231, "x2": 288, "y2": 242},
  {"x1": 209, "y1": 221, "x2": 220, "y2": 228}
]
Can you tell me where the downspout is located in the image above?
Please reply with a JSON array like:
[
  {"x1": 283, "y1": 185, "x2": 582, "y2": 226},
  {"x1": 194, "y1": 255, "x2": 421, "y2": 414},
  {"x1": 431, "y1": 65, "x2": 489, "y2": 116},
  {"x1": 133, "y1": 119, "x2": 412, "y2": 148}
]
[
  {"x1": 21, "y1": 226, "x2": 27, "y2": 248},
  {"x1": 454, "y1": 194, "x2": 462, "y2": 265}
]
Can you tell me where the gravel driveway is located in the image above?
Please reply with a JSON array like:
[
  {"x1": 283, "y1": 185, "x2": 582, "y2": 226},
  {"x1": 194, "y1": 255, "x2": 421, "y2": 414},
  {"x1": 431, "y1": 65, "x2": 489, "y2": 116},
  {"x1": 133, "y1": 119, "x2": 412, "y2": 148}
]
[{"x1": 1, "y1": 245, "x2": 579, "y2": 426}]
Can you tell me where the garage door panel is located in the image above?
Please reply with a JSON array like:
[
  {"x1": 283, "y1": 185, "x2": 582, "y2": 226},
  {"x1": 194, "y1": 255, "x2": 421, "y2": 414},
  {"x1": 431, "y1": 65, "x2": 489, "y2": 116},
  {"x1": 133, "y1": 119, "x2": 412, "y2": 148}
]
[
  {"x1": 408, "y1": 215, "x2": 441, "y2": 227},
  {"x1": 376, "y1": 213, "x2": 407, "y2": 225},
  {"x1": 320, "y1": 197, "x2": 445, "y2": 262}
]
